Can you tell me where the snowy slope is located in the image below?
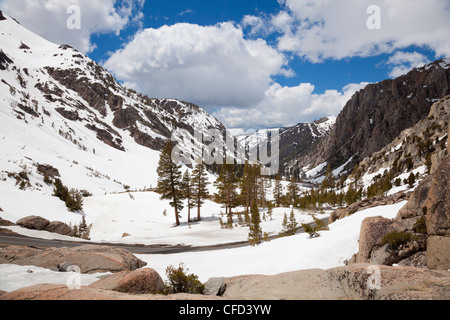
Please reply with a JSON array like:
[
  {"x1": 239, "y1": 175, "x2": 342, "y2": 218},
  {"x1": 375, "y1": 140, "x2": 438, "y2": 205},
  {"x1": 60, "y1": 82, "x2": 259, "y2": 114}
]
[
  {"x1": 0, "y1": 13, "x2": 235, "y2": 227},
  {"x1": 0, "y1": 201, "x2": 406, "y2": 291}
]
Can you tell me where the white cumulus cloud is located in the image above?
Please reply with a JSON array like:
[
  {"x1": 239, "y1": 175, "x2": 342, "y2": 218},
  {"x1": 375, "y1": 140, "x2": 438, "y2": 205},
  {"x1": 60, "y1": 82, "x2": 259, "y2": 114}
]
[
  {"x1": 104, "y1": 22, "x2": 291, "y2": 109},
  {"x1": 0, "y1": 0, "x2": 145, "y2": 53},
  {"x1": 386, "y1": 51, "x2": 431, "y2": 78},
  {"x1": 214, "y1": 82, "x2": 369, "y2": 131},
  {"x1": 275, "y1": 0, "x2": 450, "y2": 62}
]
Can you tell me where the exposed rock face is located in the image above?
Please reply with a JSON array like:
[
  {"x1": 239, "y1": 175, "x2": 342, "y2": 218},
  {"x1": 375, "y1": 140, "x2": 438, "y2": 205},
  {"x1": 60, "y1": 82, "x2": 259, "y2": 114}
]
[
  {"x1": 1, "y1": 263, "x2": 448, "y2": 300},
  {"x1": 0, "y1": 284, "x2": 216, "y2": 300},
  {"x1": 220, "y1": 264, "x2": 450, "y2": 300},
  {"x1": 423, "y1": 155, "x2": 450, "y2": 236},
  {"x1": 356, "y1": 217, "x2": 405, "y2": 263},
  {"x1": 355, "y1": 154, "x2": 450, "y2": 270},
  {"x1": 427, "y1": 236, "x2": 450, "y2": 270},
  {"x1": 288, "y1": 60, "x2": 450, "y2": 177},
  {"x1": 90, "y1": 268, "x2": 165, "y2": 294},
  {"x1": 0, "y1": 245, "x2": 147, "y2": 274},
  {"x1": 36, "y1": 164, "x2": 60, "y2": 178},
  {"x1": 222, "y1": 269, "x2": 346, "y2": 300}
]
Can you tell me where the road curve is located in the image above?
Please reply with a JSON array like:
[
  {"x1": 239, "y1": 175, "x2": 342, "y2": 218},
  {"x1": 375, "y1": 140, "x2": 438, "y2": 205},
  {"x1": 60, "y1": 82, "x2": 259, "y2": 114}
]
[{"x1": 0, "y1": 217, "x2": 328, "y2": 254}]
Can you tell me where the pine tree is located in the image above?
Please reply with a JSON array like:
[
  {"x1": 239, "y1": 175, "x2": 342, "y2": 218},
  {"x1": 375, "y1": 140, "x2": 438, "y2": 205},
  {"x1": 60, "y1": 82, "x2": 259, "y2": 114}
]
[
  {"x1": 273, "y1": 174, "x2": 283, "y2": 206},
  {"x1": 182, "y1": 170, "x2": 194, "y2": 222},
  {"x1": 156, "y1": 141, "x2": 184, "y2": 226},
  {"x1": 407, "y1": 172, "x2": 416, "y2": 188},
  {"x1": 248, "y1": 201, "x2": 262, "y2": 246},
  {"x1": 65, "y1": 188, "x2": 84, "y2": 212},
  {"x1": 239, "y1": 163, "x2": 262, "y2": 213},
  {"x1": 214, "y1": 164, "x2": 239, "y2": 225},
  {"x1": 288, "y1": 207, "x2": 298, "y2": 233},
  {"x1": 321, "y1": 164, "x2": 335, "y2": 191},
  {"x1": 266, "y1": 201, "x2": 273, "y2": 220},
  {"x1": 239, "y1": 161, "x2": 253, "y2": 213},
  {"x1": 191, "y1": 161, "x2": 209, "y2": 221},
  {"x1": 281, "y1": 212, "x2": 289, "y2": 235},
  {"x1": 287, "y1": 177, "x2": 300, "y2": 206}
]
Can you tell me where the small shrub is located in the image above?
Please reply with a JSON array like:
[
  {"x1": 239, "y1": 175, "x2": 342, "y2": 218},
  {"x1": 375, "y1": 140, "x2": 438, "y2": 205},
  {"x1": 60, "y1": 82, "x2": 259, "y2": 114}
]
[
  {"x1": 70, "y1": 215, "x2": 92, "y2": 240},
  {"x1": 163, "y1": 263, "x2": 204, "y2": 295},
  {"x1": 413, "y1": 216, "x2": 427, "y2": 234},
  {"x1": 302, "y1": 216, "x2": 329, "y2": 238},
  {"x1": 65, "y1": 188, "x2": 84, "y2": 212},
  {"x1": 381, "y1": 230, "x2": 413, "y2": 250}
]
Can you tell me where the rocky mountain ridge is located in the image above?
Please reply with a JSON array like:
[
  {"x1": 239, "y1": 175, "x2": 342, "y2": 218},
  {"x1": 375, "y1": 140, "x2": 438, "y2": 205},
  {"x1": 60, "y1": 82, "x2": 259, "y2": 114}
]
[
  {"x1": 287, "y1": 58, "x2": 450, "y2": 181},
  {"x1": 0, "y1": 12, "x2": 232, "y2": 195}
]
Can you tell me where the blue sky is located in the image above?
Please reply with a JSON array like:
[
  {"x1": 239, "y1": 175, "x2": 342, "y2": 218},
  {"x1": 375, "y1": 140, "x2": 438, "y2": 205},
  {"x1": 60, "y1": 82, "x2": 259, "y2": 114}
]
[
  {"x1": 2, "y1": 0, "x2": 449, "y2": 132},
  {"x1": 88, "y1": 0, "x2": 436, "y2": 94}
]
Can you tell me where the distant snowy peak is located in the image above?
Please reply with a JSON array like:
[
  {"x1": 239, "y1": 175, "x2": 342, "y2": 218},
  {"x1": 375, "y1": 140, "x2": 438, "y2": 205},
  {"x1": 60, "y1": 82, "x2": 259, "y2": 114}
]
[{"x1": 238, "y1": 116, "x2": 336, "y2": 150}]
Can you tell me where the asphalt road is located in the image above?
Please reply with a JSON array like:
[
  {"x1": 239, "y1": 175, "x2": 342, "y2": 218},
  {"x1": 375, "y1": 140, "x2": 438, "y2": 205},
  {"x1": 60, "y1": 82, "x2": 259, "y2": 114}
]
[
  {"x1": 0, "y1": 230, "x2": 251, "y2": 254},
  {"x1": 0, "y1": 217, "x2": 329, "y2": 254}
]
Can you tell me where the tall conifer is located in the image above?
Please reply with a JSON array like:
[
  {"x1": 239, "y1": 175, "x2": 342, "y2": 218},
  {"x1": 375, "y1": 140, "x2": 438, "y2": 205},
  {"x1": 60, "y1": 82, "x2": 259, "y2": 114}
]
[
  {"x1": 156, "y1": 141, "x2": 184, "y2": 226},
  {"x1": 191, "y1": 161, "x2": 210, "y2": 221}
]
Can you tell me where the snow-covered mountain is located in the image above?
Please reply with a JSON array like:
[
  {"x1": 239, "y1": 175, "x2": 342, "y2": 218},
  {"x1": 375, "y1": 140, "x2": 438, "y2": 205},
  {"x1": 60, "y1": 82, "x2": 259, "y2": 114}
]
[{"x1": 0, "y1": 11, "x2": 229, "y2": 198}]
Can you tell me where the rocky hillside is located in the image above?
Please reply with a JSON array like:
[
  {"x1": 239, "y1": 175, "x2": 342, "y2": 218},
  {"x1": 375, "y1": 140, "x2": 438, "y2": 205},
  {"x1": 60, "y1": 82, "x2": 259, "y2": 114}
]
[
  {"x1": 0, "y1": 12, "x2": 230, "y2": 194},
  {"x1": 359, "y1": 95, "x2": 449, "y2": 180},
  {"x1": 289, "y1": 58, "x2": 450, "y2": 180}
]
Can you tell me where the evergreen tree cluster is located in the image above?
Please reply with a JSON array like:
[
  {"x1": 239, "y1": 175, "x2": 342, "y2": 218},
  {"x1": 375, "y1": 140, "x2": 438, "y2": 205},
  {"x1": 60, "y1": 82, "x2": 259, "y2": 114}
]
[
  {"x1": 53, "y1": 178, "x2": 84, "y2": 212},
  {"x1": 156, "y1": 142, "x2": 210, "y2": 226}
]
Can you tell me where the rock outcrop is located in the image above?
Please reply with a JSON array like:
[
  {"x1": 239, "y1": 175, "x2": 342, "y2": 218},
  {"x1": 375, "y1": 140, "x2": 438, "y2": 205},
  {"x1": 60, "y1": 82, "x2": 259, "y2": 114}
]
[
  {"x1": 90, "y1": 268, "x2": 165, "y2": 294},
  {"x1": 15, "y1": 215, "x2": 72, "y2": 236},
  {"x1": 0, "y1": 245, "x2": 147, "y2": 274},
  {"x1": 312, "y1": 59, "x2": 450, "y2": 171},
  {"x1": 0, "y1": 284, "x2": 216, "y2": 300},
  {"x1": 16, "y1": 216, "x2": 50, "y2": 230},
  {"x1": 354, "y1": 154, "x2": 450, "y2": 270},
  {"x1": 2, "y1": 263, "x2": 449, "y2": 300}
]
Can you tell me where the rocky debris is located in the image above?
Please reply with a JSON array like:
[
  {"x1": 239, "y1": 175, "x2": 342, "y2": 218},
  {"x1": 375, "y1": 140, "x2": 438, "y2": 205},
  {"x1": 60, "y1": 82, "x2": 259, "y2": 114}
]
[
  {"x1": 90, "y1": 268, "x2": 165, "y2": 294},
  {"x1": 52, "y1": 261, "x2": 76, "y2": 272},
  {"x1": 16, "y1": 215, "x2": 50, "y2": 230},
  {"x1": 0, "y1": 245, "x2": 147, "y2": 274},
  {"x1": 398, "y1": 251, "x2": 427, "y2": 268},
  {"x1": 36, "y1": 164, "x2": 60, "y2": 178}
]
